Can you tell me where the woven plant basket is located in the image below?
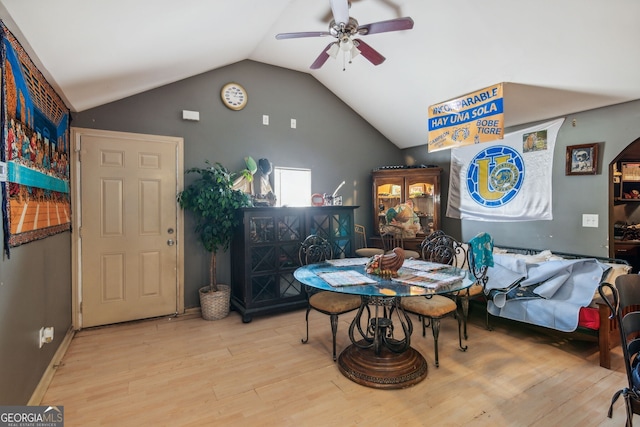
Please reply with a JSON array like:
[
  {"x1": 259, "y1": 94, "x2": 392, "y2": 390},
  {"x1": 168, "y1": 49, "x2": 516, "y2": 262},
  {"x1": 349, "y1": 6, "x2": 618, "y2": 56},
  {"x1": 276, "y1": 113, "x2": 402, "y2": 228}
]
[{"x1": 199, "y1": 284, "x2": 231, "y2": 320}]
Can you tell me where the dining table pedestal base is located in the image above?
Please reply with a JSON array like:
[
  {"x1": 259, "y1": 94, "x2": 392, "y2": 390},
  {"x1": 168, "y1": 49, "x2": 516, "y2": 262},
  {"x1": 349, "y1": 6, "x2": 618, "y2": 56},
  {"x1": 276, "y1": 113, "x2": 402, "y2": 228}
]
[{"x1": 337, "y1": 340, "x2": 427, "y2": 389}]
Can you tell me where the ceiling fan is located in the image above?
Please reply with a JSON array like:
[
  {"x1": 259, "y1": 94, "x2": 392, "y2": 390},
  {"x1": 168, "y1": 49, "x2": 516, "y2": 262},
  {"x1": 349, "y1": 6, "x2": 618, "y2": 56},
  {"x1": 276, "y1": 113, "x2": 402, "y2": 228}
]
[{"x1": 275, "y1": 0, "x2": 414, "y2": 70}]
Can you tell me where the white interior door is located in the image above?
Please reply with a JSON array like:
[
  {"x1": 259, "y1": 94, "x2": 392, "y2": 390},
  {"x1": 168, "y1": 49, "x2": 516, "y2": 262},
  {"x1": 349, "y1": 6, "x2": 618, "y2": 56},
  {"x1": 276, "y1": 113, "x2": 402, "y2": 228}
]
[{"x1": 73, "y1": 128, "x2": 183, "y2": 328}]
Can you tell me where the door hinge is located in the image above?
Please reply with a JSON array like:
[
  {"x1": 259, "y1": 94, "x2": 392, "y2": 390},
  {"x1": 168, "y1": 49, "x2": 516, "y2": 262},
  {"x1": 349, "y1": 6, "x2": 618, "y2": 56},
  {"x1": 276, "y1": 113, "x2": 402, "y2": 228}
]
[{"x1": 79, "y1": 301, "x2": 83, "y2": 314}]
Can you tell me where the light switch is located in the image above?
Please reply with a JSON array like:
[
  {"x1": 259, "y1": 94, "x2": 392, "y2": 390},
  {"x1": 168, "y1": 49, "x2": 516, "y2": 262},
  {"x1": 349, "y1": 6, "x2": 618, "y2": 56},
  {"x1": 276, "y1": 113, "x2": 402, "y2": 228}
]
[{"x1": 262, "y1": 115, "x2": 269, "y2": 125}]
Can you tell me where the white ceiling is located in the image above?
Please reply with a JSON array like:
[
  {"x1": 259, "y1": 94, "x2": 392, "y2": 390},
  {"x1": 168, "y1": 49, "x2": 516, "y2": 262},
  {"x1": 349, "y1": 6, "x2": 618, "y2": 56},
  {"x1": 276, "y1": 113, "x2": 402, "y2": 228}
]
[{"x1": 1, "y1": 0, "x2": 639, "y2": 149}]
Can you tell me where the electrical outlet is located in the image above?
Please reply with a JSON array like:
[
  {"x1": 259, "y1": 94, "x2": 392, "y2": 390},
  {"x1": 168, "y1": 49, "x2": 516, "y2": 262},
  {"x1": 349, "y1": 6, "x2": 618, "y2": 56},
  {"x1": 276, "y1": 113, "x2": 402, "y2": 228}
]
[
  {"x1": 582, "y1": 214, "x2": 599, "y2": 228},
  {"x1": 39, "y1": 326, "x2": 54, "y2": 348},
  {"x1": 291, "y1": 118, "x2": 297, "y2": 129}
]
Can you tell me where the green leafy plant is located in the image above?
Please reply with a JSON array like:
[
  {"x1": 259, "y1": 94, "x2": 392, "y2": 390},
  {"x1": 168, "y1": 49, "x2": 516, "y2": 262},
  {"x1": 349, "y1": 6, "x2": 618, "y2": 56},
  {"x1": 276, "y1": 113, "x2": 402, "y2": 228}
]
[{"x1": 177, "y1": 161, "x2": 252, "y2": 292}]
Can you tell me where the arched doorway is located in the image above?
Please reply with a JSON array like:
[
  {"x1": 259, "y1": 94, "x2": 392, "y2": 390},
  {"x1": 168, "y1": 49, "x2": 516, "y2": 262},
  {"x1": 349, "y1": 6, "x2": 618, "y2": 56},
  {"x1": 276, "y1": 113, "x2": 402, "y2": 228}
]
[{"x1": 610, "y1": 136, "x2": 640, "y2": 272}]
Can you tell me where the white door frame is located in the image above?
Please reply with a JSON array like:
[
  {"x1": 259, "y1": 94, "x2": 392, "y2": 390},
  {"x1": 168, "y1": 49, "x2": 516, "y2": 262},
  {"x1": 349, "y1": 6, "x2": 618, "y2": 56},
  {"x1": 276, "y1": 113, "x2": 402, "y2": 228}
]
[{"x1": 70, "y1": 127, "x2": 184, "y2": 329}]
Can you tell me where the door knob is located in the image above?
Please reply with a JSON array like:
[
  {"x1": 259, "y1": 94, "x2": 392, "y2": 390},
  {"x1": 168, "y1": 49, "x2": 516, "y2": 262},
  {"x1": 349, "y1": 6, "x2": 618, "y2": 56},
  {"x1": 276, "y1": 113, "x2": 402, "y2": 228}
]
[{"x1": 167, "y1": 239, "x2": 175, "y2": 246}]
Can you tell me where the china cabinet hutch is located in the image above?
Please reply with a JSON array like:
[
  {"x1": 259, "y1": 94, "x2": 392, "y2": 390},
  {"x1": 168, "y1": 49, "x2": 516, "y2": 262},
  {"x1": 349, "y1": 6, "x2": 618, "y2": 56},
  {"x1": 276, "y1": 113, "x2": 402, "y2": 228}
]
[
  {"x1": 230, "y1": 206, "x2": 357, "y2": 322},
  {"x1": 370, "y1": 166, "x2": 442, "y2": 250}
]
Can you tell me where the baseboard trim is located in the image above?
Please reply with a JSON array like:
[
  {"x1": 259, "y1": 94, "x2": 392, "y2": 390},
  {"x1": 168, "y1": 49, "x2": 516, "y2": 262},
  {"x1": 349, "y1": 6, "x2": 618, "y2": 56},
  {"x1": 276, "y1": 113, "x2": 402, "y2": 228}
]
[
  {"x1": 183, "y1": 307, "x2": 201, "y2": 317},
  {"x1": 28, "y1": 326, "x2": 75, "y2": 405},
  {"x1": 28, "y1": 310, "x2": 201, "y2": 404}
]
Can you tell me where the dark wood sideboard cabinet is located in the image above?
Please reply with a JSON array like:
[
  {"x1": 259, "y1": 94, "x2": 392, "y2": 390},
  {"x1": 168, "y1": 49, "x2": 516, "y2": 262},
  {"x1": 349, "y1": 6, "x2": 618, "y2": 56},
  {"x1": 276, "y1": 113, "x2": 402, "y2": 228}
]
[{"x1": 230, "y1": 206, "x2": 357, "y2": 322}]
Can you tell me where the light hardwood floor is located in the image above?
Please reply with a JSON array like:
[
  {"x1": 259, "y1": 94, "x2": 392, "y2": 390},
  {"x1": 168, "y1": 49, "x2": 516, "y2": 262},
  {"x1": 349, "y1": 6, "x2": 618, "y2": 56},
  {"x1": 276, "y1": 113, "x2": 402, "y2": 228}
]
[{"x1": 41, "y1": 305, "x2": 630, "y2": 426}]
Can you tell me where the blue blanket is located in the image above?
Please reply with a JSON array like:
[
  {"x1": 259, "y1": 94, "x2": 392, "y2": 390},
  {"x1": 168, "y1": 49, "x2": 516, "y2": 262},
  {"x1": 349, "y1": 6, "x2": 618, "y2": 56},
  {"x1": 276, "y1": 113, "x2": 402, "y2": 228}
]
[{"x1": 485, "y1": 254, "x2": 609, "y2": 332}]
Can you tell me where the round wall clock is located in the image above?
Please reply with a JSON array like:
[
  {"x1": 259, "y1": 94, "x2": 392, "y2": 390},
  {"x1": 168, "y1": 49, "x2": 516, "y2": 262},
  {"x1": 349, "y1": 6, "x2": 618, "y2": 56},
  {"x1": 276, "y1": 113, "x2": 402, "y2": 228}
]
[{"x1": 220, "y1": 82, "x2": 248, "y2": 111}]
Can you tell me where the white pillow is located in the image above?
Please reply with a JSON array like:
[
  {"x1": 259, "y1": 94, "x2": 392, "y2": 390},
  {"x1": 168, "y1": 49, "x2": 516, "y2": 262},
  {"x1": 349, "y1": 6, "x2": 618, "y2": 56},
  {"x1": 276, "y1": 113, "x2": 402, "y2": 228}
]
[
  {"x1": 495, "y1": 251, "x2": 551, "y2": 264},
  {"x1": 492, "y1": 247, "x2": 555, "y2": 262},
  {"x1": 602, "y1": 263, "x2": 632, "y2": 285}
]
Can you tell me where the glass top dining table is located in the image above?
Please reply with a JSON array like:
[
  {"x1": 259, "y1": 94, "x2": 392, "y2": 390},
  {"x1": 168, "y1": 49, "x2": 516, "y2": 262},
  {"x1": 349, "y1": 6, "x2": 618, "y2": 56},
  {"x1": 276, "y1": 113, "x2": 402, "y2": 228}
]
[
  {"x1": 293, "y1": 257, "x2": 473, "y2": 297},
  {"x1": 294, "y1": 257, "x2": 474, "y2": 389}
]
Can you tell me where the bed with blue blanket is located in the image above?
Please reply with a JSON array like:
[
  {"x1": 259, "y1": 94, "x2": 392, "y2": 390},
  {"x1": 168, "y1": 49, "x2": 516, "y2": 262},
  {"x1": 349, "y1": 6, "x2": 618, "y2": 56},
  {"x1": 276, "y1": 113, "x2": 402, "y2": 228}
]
[{"x1": 483, "y1": 246, "x2": 631, "y2": 369}]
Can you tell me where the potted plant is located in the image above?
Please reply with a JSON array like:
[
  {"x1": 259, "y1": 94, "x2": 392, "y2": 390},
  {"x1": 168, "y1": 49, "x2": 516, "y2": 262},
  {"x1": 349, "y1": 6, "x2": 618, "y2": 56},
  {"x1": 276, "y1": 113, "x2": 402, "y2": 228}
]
[{"x1": 177, "y1": 161, "x2": 252, "y2": 320}]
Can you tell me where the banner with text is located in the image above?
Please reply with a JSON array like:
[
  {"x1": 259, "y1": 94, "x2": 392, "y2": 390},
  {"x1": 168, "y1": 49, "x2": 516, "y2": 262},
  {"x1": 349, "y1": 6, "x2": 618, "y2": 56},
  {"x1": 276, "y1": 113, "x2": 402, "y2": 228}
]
[
  {"x1": 446, "y1": 118, "x2": 564, "y2": 222},
  {"x1": 428, "y1": 83, "x2": 504, "y2": 152}
]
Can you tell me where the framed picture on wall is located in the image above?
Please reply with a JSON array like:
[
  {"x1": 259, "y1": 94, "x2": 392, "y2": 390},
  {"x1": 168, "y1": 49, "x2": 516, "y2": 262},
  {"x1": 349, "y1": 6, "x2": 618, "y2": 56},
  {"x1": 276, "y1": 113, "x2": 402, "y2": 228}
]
[{"x1": 566, "y1": 143, "x2": 599, "y2": 175}]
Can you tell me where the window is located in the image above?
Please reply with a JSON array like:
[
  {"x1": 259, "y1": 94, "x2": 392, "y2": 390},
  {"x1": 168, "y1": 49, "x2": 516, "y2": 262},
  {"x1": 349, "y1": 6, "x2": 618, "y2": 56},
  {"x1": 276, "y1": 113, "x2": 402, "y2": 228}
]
[{"x1": 274, "y1": 167, "x2": 311, "y2": 207}]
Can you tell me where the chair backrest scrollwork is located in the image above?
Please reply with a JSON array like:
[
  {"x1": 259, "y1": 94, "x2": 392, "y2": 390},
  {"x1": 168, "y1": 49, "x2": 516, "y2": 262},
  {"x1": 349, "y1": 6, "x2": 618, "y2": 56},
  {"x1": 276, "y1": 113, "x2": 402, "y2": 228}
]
[
  {"x1": 299, "y1": 234, "x2": 333, "y2": 266},
  {"x1": 421, "y1": 230, "x2": 491, "y2": 291},
  {"x1": 420, "y1": 231, "x2": 467, "y2": 268},
  {"x1": 467, "y1": 246, "x2": 489, "y2": 290}
]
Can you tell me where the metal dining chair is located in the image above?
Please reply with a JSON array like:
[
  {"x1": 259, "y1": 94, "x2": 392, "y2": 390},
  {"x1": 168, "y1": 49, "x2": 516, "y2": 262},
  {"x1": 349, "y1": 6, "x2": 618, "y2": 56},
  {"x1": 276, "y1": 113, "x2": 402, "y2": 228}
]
[
  {"x1": 401, "y1": 232, "x2": 467, "y2": 367},
  {"x1": 380, "y1": 227, "x2": 420, "y2": 259},
  {"x1": 420, "y1": 231, "x2": 491, "y2": 340},
  {"x1": 354, "y1": 224, "x2": 384, "y2": 258},
  {"x1": 600, "y1": 274, "x2": 640, "y2": 426},
  {"x1": 299, "y1": 234, "x2": 362, "y2": 361}
]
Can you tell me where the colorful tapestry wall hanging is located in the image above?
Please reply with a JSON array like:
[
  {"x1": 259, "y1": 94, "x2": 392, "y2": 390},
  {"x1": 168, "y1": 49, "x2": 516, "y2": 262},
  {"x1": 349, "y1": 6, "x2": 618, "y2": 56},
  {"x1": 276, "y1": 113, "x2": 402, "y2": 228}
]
[{"x1": 1, "y1": 21, "x2": 71, "y2": 257}]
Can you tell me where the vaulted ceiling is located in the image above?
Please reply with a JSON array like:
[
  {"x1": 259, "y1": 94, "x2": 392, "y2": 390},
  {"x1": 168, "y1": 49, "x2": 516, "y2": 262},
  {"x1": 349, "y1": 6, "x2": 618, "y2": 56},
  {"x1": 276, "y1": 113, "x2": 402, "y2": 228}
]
[{"x1": 1, "y1": 0, "x2": 639, "y2": 149}]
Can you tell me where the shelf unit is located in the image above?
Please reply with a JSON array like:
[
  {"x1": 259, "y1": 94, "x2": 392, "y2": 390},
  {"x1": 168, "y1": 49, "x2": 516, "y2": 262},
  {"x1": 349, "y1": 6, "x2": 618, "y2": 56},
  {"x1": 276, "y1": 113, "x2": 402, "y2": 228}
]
[
  {"x1": 613, "y1": 161, "x2": 640, "y2": 272},
  {"x1": 615, "y1": 161, "x2": 640, "y2": 202}
]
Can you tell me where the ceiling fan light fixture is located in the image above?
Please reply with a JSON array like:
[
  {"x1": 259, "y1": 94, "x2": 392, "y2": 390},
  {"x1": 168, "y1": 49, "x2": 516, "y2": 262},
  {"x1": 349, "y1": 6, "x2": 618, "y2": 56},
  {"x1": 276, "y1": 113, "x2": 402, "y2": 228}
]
[
  {"x1": 327, "y1": 43, "x2": 340, "y2": 59},
  {"x1": 340, "y1": 37, "x2": 354, "y2": 52},
  {"x1": 277, "y1": 0, "x2": 413, "y2": 70}
]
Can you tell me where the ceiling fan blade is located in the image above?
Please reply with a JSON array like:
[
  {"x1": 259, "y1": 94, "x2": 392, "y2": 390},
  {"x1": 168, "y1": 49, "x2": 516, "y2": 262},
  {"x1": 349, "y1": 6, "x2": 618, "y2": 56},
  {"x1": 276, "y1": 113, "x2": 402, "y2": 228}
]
[
  {"x1": 358, "y1": 17, "x2": 414, "y2": 35},
  {"x1": 353, "y1": 39, "x2": 385, "y2": 66},
  {"x1": 276, "y1": 31, "x2": 332, "y2": 40},
  {"x1": 310, "y1": 43, "x2": 336, "y2": 69},
  {"x1": 330, "y1": 0, "x2": 350, "y2": 25}
]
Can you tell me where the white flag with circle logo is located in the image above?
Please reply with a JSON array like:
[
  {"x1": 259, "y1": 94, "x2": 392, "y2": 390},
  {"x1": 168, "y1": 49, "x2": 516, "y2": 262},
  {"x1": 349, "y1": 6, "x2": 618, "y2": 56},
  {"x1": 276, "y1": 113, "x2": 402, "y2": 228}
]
[{"x1": 446, "y1": 118, "x2": 564, "y2": 221}]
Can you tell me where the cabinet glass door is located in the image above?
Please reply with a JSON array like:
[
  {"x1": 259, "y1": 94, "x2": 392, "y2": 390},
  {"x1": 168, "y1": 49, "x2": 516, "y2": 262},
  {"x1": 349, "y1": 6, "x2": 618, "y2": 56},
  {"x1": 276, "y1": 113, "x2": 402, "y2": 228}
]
[
  {"x1": 375, "y1": 179, "x2": 403, "y2": 233},
  {"x1": 308, "y1": 211, "x2": 354, "y2": 259},
  {"x1": 250, "y1": 216, "x2": 275, "y2": 243},
  {"x1": 406, "y1": 176, "x2": 438, "y2": 236}
]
